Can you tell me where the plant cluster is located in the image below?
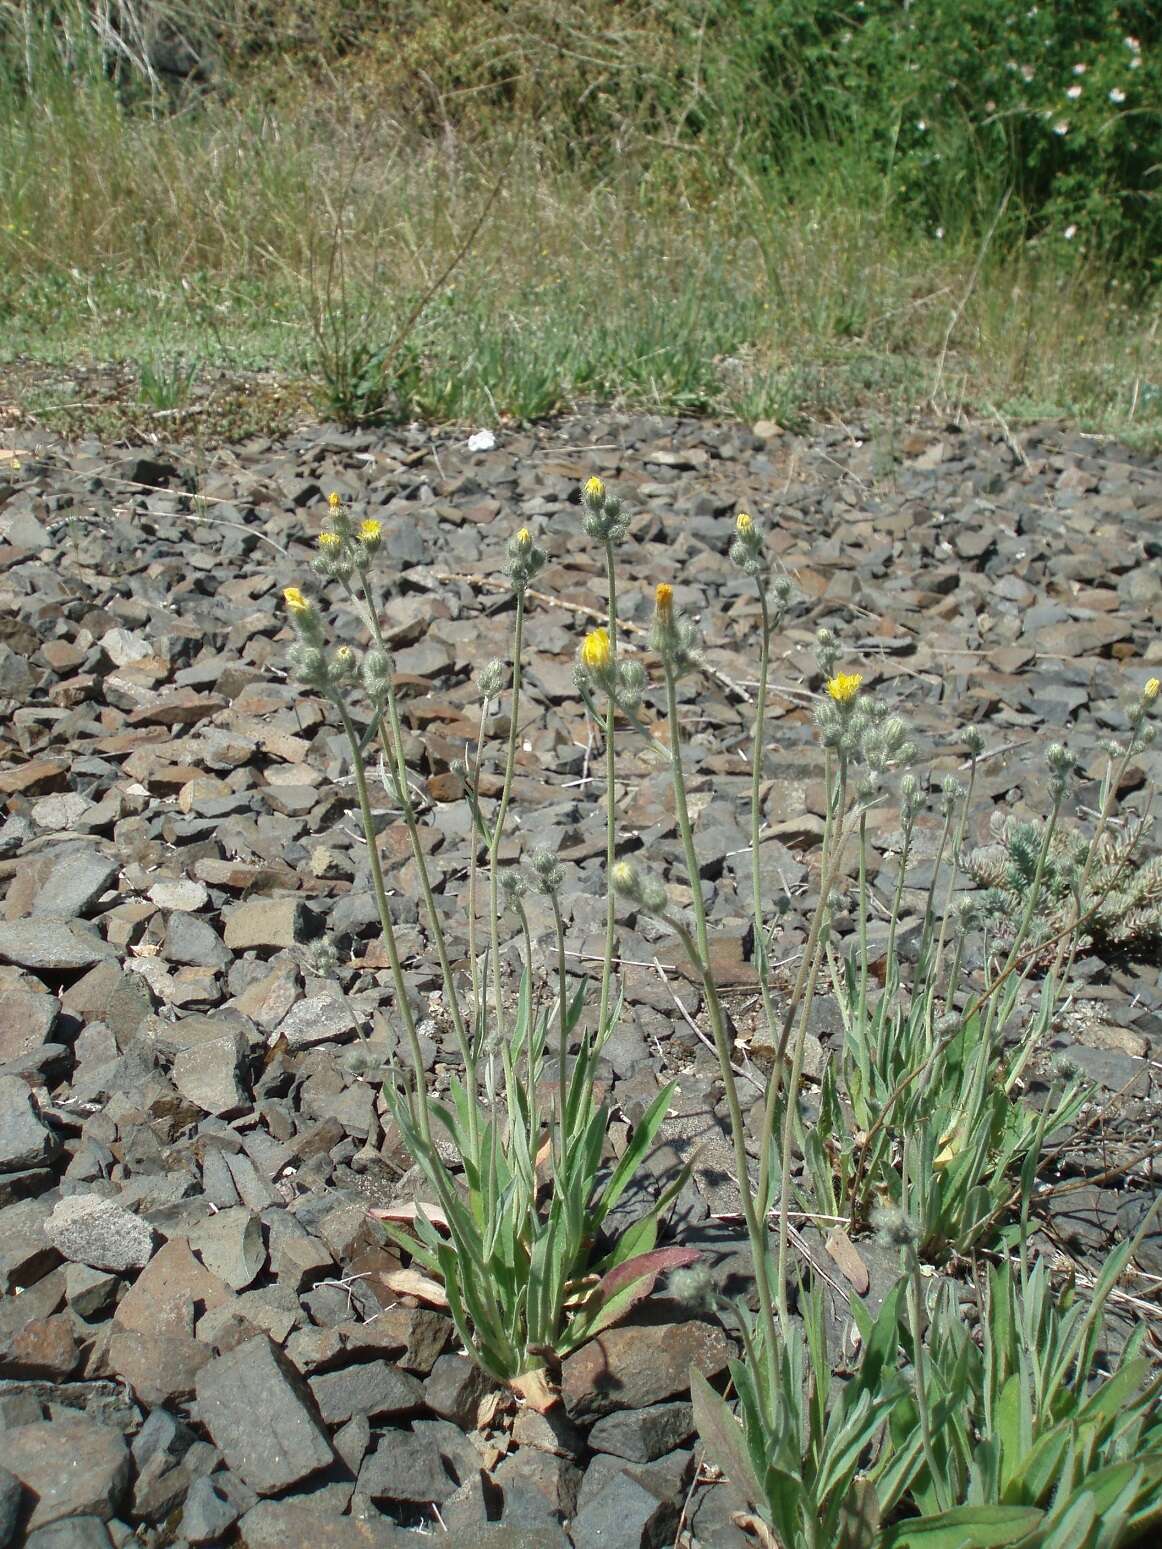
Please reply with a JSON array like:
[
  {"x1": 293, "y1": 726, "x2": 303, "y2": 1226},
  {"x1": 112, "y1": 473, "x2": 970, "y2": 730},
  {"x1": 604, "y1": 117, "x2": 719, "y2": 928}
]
[{"x1": 280, "y1": 480, "x2": 1162, "y2": 1539}]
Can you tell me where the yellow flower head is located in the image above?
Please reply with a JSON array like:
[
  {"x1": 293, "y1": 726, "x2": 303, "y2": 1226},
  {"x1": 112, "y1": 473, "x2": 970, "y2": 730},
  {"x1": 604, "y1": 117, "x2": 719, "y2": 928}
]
[
  {"x1": 283, "y1": 586, "x2": 310, "y2": 615},
  {"x1": 1145, "y1": 677, "x2": 1160, "y2": 703},
  {"x1": 581, "y1": 627, "x2": 612, "y2": 673},
  {"x1": 359, "y1": 519, "x2": 382, "y2": 543},
  {"x1": 584, "y1": 475, "x2": 605, "y2": 501},
  {"x1": 318, "y1": 531, "x2": 342, "y2": 553},
  {"x1": 736, "y1": 512, "x2": 754, "y2": 535},
  {"x1": 826, "y1": 672, "x2": 863, "y2": 705},
  {"x1": 327, "y1": 491, "x2": 342, "y2": 511},
  {"x1": 655, "y1": 583, "x2": 674, "y2": 623},
  {"x1": 611, "y1": 861, "x2": 636, "y2": 891},
  {"x1": 516, "y1": 527, "x2": 531, "y2": 547}
]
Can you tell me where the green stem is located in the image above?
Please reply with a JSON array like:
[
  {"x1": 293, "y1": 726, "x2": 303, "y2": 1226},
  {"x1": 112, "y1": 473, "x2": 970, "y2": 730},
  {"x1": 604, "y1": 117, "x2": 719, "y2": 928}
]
[
  {"x1": 749, "y1": 587, "x2": 785, "y2": 1098},
  {"x1": 907, "y1": 1247, "x2": 948, "y2": 1512},
  {"x1": 598, "y1": 540, "x2": 619, "y2": 1039},
  {"x1": 551, "y1": 892, "x2": 569, "y2": 1139},
  {"x1": 489, "y1": 591, "x2": 526, "y2": 1047},
  {"x1": 335, "y1": 699, "x2": 431, "y2": 1146}
]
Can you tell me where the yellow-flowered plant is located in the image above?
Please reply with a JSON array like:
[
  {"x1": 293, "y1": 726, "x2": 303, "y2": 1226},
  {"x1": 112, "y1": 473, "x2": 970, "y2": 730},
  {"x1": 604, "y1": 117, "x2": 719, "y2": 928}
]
[{"x1": 826, "y1": 670, "x2": 863, "y2": 704}]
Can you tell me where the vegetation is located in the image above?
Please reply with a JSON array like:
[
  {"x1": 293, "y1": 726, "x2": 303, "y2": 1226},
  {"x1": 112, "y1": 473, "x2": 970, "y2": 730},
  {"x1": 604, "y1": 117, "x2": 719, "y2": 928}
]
[
  {"x1": 280, "y1": 473, "x2": 1162, "y2": 1539},
  {"x1": 0, "y1": 0, "x2": 1159, "y2": 441}
]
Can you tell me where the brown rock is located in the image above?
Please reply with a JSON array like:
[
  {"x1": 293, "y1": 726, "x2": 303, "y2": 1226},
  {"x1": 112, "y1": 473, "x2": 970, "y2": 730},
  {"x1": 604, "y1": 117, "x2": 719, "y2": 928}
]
[
  {"x1": 0, "y1": 1312, "x2": 80, "y2": 1379},
  {"x1": 114, "y1": 1236, "x2": 233, "y2": 1336},
  {"x1": 560, "y1": 1319, "x2": 731, "y2": 1419},
  {"x1": 3, "y1": 1417, "x2": 129, "y2": 1529},
  {"x1": 107, "y1": 1323, "x2": 211, "y2": 1406}
]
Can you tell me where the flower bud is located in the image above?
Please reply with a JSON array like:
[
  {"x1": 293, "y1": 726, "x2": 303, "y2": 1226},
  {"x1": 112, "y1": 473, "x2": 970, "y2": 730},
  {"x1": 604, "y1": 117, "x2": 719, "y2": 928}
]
[{"x1": 477, "y1": 659, "x2": 507, "y2": 700}]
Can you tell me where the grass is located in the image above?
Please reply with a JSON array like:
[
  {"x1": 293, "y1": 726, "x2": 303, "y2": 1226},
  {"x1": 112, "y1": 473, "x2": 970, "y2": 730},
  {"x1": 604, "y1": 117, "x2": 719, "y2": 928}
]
[{"x1": 0, "y1": 6, "x2": 1159, "y2": 444}]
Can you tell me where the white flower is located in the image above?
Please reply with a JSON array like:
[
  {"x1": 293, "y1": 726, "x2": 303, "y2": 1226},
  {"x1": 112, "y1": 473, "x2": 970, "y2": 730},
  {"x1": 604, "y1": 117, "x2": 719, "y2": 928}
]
[
  {"x1": 1072, "y1": 63, "x2": 1087, "y2": 76},
  {"x1": 1064, "y1": 224, "x2": 1078, "y2": 240},
  {"x1": 1021, "y1": 64, "x2": 1035, "y2": 82},
  {"x1": 1125, "y1": 36, "x2": 1141, "y2": 52},
  {"x1": 1129, "y1": 56, "x2": 1141, "y2": 70},
  {"x1": 935, "y1": 226, "x2": 945, "y2": 240},
  {"x1": 916, "y1": 118, "x2": 927, "y2": 131},
  {"x1": 1066, "y1": 84, "x2": 1082, "y2": 99},
  {"x1": 1110, "y1": 86, "x2": 1126, "y2": 103},
  {"x1": 1053, "y1": 121, "x2": 1069, "y2": 136}
]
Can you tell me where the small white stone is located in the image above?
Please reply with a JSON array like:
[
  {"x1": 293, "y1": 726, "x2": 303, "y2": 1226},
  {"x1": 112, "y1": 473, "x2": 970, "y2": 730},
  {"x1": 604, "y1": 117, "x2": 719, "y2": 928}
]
[{"x1": 148, "y1": 878, "x2": 210, "y2": 912}]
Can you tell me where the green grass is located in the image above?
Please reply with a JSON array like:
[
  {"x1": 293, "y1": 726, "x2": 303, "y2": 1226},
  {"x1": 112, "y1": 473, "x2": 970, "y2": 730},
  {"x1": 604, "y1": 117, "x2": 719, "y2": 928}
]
[{"x1": 1, "y1": 3, "x2": 1159, "y2": 444}]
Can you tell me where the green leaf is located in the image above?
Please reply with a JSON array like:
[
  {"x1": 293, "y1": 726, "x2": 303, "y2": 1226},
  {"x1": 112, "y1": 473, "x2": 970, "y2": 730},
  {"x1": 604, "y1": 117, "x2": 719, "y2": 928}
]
[
  {"x1": 879, "y1": 1503, "x2": 1043, "y2": 1549},
  {"x1": 690, "y1": 1367, "x2": 762, "y2": 1511},
  {"x1": 593, "y1": 1079, "x2": 675, "y2": 1225}
]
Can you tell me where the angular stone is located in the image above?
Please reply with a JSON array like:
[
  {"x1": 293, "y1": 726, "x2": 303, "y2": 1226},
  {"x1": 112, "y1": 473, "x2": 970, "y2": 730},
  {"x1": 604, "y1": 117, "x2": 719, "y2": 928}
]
[
  {"x1": 172, "y1": 1033, "x2": 248, "y2": 1116},
  {"x1": 114, "y1": 1236, "x2": 233, "y2": 1333},
  {"x1": 224, "y1": 898, "x2": 316, "y2": 951},
  {"x1": 44, "y1": 1194, "x2": 156, "y2": 1273},
  {"x1": 307, "y1": 1361, "x2": 423, "y2": 1425},
  {"x1": 560, "y1": 1320, "x2": 731, "y2": 1420},
  {"x1": 0, "y1": 968, "x2": 61, "y2": 1061},
  {"x1": 357, "y1": 1426, "x2": 465, "y2": 1505},
  {"x1": 28, "y1": 850, "x2": 119, "y2": 920},
  {"x1": 0, "y1": 1196, "x2": 60, "y2": 1292},
  {"x1": 0, "y1": 1312, "x2": 80, "y2": 1380},
  {"x1": 195, "y1": 1335, "x2": 334, "y2": 1494},
  {"x1": 2, "y1": 1418, "x2": 129, "y2": 1530},
  {"x1": 423, "y1": 1352, "x2": 495, "y2": 1429},
  {"x1": 276, "y1": 994, "x2": 359, "y2": 1048},
  {"x1": 25, "y1": 1519, "x2": 115, "y2": 1549},
  {"x1": 570, "y1": 1467, "x2": 679, "y2": 1549},
  {"x1": 0, "y1": 1076, "x2": 58, "y2": 1172},
  {"x1": 238, "y1": 1501, "x2": 412, "y2": 1548},
  {"x1": 588, "y1": 1401, "x2": 694, "y2": 1462},
  {"x1": 0, "y1": 917, "x2": 114, "y2": 972},
  {"x1": 0, "y1": 1467, "x2": 20, "y2": 1549},
  {"x1": 189, "y1": 1208, "x2": 266, "y2": 1291}
]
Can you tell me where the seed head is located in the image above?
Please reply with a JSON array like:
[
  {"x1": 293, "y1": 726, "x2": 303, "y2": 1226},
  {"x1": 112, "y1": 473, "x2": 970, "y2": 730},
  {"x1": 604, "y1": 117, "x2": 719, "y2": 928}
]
[{"x1": 826, "y1": 672, "x2": 863, "y2": 705}]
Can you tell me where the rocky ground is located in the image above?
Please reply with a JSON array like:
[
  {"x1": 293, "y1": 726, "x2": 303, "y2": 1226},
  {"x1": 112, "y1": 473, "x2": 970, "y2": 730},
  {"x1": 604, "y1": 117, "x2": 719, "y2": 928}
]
[{"x1": 0, "y1": 410, "x2": 1160, "y2": 1548}]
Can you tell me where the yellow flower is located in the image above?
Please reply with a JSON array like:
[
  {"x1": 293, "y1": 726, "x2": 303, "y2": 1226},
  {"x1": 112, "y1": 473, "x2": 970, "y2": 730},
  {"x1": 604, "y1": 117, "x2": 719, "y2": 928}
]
[
  {"x1": 283, "y1": 586, "x2": 310, "y2": 614},
  {"x1": 655, "y1": 583, "x2": 674, "y2": 622},
  {"x1": 318, "y1": 531, "x2": 342, "y2": 552},
  {"x1": 327, "y1": 491, "x2": 342, "y2": 511},
  {"x1": 581, "y1": 627, "x2": 612, "y2": 672},
  {"x1": 736, "y1": 512, "x2": 754, "y2": 535},
  {"x1": 1145, "y1": 677, "x2": 1160, "y2": 703},
  {"x1": 516, "y1": 527, "x2": 531, "y2": 546},
  {"x1": 826, "y1": 672, "x2": 863, "y2": 705},
  {"x1": 359, "y1": 519, "x2": 382, "y2": 543},
  {"x1": 584, "y1": 475, "x2": 605, "y2": 501}
]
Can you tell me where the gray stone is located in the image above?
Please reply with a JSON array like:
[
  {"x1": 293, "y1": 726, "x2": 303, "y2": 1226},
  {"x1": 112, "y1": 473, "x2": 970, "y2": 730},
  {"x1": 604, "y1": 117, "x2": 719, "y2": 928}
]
[
  {"x1": 423, "y1": 1352, "x2": 495, "y2": 1428},
  {"x1": 25, "y1": 1520, "x2": 114, "y2": 1549},
  {"x1": 30, "y1": 850, "x2": 119, "y2": 920},
  {"x1": 44, "y1": 1194, "x2": 156, "y2": 1273},
  {"x1": 307, "y1": 1361, "x2": 423, "y2": 1425},
  {"x1": 276, "y1": 994, "x2": 359, "y2": 1048},
  {"x1": 148, "y1": 877, "x2": 210, "y2": 912},
  {"x1": 0, "y1": 1075, "x2": 58, "y2": 1172},
  {"x1": 189, "y1": 1207, "x2": 266, "y2": 1290},
  {"x1": 357, "y1": 1422, "x2": 475, "y2": 1504},
  {"x1": 0, "y1": 1197, "x2": 59, "y2": 1291},
  {"x1": 181, "y1": 1472, "x2": 257, "y2": 1544},
  {"x1": 570, "y1": 1467, "x2": 679, "y2": 1549},
  {"x1": 164, "y1": 910, "x2": 230, "y2": 967},
  {"x1": 195, "y1": 1334, "x2": 334, "y2": 1494},
  {"x1": 2, "y1": 1418, "x2": 129, "y2": 1530},
  {"x1": 172, "y1": 1033, "x2": 248, "y2": 1115},
  {"x1": 224, "y1": 898, "x2": 317, "y2": 951},
  {"x1": 0, "y1": 968, "x2": 61, "y2": 1063},
  {"x1": 237, "y1": 1500, "x2": 412, "y2": 1547},
  {"x1": 588, "y1": 1401, "x2": 694, "y2": 1462},
  {"x1": 65, "y1": 1262, "x2": 119, "y2": 1319},
  {"x1": 0, "y1": 1466, "x2": 21, "y2": 1549},
  {"x1": 560, "y1": 1320, "x2": 731, "y2": 1419},
  {"x1": 0, "y1": 917, "x2": 114, "y2": 972}
]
